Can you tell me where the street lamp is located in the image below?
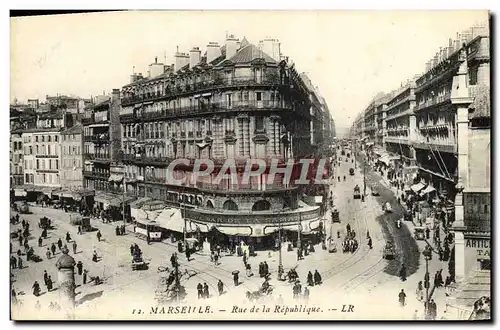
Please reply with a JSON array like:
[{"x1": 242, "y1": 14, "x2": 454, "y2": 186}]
[{"x1": 422, "y1": 245, "x2": 433, "y2": 319}]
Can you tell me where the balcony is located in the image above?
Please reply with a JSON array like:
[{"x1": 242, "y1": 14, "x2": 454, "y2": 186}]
[
  {"x1": 384, "y1": 136, "x2": 410, "y2": 145},
  {"x1": 121, "y1": 75, "x2": 285, "y2": 106},
  {"x1": 184, "y1": 206, "x2": 320, "y2": 226},
  {"x1": 81, "y1": 115, "x2": 109, "y2": 125},
  {"x1": 35, "y1": 154, "x2": 59, "y2": 158},
  {"x1": 119, "y1": 100, "x2": 294, "y2": 123},
  {"x1": 36, "y1": 169, "x2": 59, "y2": 173},
  {"x1": 83, "y1": 171, "x2": 110, "y2": 180},
  {"x1": 83, "y1": 153, "x2": 111, "y2": 162},
  {"x1": 119, "y1": 153, "x2": 172, "y2": 166},
  {"x1": 414, "y1": 91, "x2": 452, "y2": 112},
  {"x1": 196, "y1": 182, "x2": 296, "y2": 194},
  {"x1": 84, "y1": 134, "x2": 110, "y2": 144},
  {"x1": 413, "y1": 140, "x2": 456, "y2": 154}
]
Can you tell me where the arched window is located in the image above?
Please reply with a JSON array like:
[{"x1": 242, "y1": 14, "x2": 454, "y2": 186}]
[
  {"x1": 223, "y1": 199, "x2": 238, "y2": 211},
  {"x1": 206, "y1": 200, "x2": 214, "y2": 209},
  {"x1": 252, "y1": 200, "x2": 271, "y2": 211}
]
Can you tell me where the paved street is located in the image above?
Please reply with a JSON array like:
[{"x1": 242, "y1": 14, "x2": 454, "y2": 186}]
[{"x1": 10, "y1": 152, "x2": 447, "y2": 320}]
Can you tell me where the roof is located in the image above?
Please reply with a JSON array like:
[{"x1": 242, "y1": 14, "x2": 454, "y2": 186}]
[
  {"x1": 61, "y1": 123, "x2": 82, "y2": 135},
  {"x1": 227, "y1": 44, "x2": 276, "y2": 64},
  {"x1": 469, "y1": 85, "x2": 490, "y2": 119}
]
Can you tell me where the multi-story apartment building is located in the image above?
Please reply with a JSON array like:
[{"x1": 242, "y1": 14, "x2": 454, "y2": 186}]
[
  {"x1": 46, "y1": 94, "x2": 91, "y2": 114},
  {"x1": 60, "y1": 124, "x2": 84, "y2": 189},
  {"x1": 10, "y1": 132, "x2": 24, "y2": 187},
  {"x1": 384, "y1": 81, "x2": 416, "y2": 163},
  {"x1": 413, "y1": 25, "x2": 489, "y2": 200},
  {"x1": 118, "y1": 35, "x2": 328, "y2": 244},
  {"x1": 82, "y1": 90, "x2": 122, "y2": 192}
]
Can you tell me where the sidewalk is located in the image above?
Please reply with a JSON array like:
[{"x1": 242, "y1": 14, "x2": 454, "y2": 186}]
[{"x1": 375, "y1": 171, "x2": 452, "y2": 319}]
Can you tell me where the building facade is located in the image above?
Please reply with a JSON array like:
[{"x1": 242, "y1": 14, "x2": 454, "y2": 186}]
[
  {"x1": 60, "y1": 124, "x2": 84, "y2": 189},
  {"x1": 10, "y1": 132, "x2": 24, "y2": 187},
  {"x1": 118, "y1": 35, "x2": 329, "y2": 242},
  {"x1": 82, "y1": 89, "x2": 122, "y2": 192}
]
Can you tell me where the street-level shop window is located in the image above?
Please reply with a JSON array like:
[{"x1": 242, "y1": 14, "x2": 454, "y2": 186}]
[{"x1": 479, "y1": 259, "x2": 491, "y2": 271}]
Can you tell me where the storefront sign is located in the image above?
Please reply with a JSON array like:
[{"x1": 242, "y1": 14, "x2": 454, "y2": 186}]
[{"x1": 466, "y1": 239, "x2": 490, "y2": 259}]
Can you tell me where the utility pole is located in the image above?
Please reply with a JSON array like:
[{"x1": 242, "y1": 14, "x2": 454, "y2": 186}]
[
  {"x1": 122, "y1": 177, "x2": 126, "y2": 227},
  {"x1": 278, "y1": 214, "x2": 283, "y2": 279}
]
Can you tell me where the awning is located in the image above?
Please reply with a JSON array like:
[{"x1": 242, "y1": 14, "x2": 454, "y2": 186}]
[
  {"x1": 365, "y1": 142, "x2": 374, "y2": 146},
  {"x1": 314, "y1": 196, "x2": 323, "y2": 203},
  {"x1": 193, "y1": 94, "x2": 201, "y2": 99},
  {"x1": 41, "y1": 188, "x2": 53, "y2": 196},
  {"x1": 134, "y1": 104, "x2": 142, "y2": 108},
  {"x1": 156, "y1": 208, "x2": 185, "y2": 233},
  {"x1": 216, "y1": 226, "x2": 252, "y2": 236},
  {"x1": 419, "y1": 185, "x2": 436, "y2": 196},
  {"x1": 108, "y1": 174, "x2": 124, "y2": 182},
  {"x1": 94, "y1": 192, "x2": 135, "y2": 207},
  {"x1": 14, "y1": 189, "x2": 27, "y2": 197},
  {"x1": 130, "y1": 197, "x2": 151, "y2": 209},
  {"x1": 411, "y1": 183, "x2": 426, "y2": 192},
  {"x1": 201, "y1": 92, "x2": 212, "y2": 97},
  {"x1": 188, "y1": 221, "x2": 210, "y2": 233},
  {"x1": 196, "y1": 142, "x2": 209, "y2": 149}
]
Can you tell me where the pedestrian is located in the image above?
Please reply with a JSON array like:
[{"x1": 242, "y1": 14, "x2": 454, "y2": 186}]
[
  {"x1": 263, "y1": 261, "x2": 269, "y2": 276},
  {"x1": 42, "y1": 228, "x2": 47, "y2": 239},
  {"x1": 314, "y1": 270, "x2": 322, "y2": 285},
  {"x1": 115, "y1": 226, "x2": 120, "y2": 236},
  {"x1": 18, "y1": 257, "x2": 23, "y2": 269},
  {"x1": 416, "y1": 281, "x2": 424, "y2": 301},
  {"x1": 217, "y1": 280, "x2": 224, "y2": 296},
  {"x1": 203, "y1": 282, "x2": 209, "y2": 299},
  {"x1": 233, "y1": 272, "x2": 239, "y2": 286},
  {"x1": 210, "y1": 250, "x2": 215, "y2": 263},
  {"x1": 83, "y1": 269, "x2": 88, "y2": 284},
  {"x1": 197, "y1": 283, "x2": 203, "y2": 299},
  {"x1": 130, "y1": 244, "x2": 135, "y2": 256},
  {"x1": 77, "y1": 225, "x2": 82, "y2": 235},
  {"x1": 430, "y1": 299, "x2": 437, "y2": 320},
  {"x1": 213, "y1": 253, "x2": 218, "y2": 265},
  {"x1": 46, "y1": 276, "x2": 53, "y2": 292},
  {"x1": 246, "y1": 263, "x2": 252, "y2": 277},
  {"x1": 303, "y1": 287, "x2": 310, "y2": 301},
  {"x1": 46, "y1": 248, "x2": 51, "y2": 260},
  {"x1": 66, "y1": 232, "x2": 71, "y2": 243},
  {"x1": 72, "y1": 241, "x2": 77, "y2": 254},
  {"x1": 307, "y1": 271, "x2": 314, "y2": 286},
  {"x1": 32, "y1": 281, "x2": 40, "y2": 297},
  {"x1": 77, "y1": 261, "x2": 83, "y2": 275},
  {"x1": 437, "y1": 270, "x2": 443, "y2": 287},
  {"x1": 170, "y1": 253, "x2": 177, "y2": 268},
  {"x1": 10, "y1": 256, "x2": 17, "y2": 269},
  {"x1": 368, "y1": 237, "x2": 373, "y2": 249},
  {"x1": 96, "y1": 230, "x2": 102, "y2": 242},
  {"x1": 121, "y1": 225, "x2": 126, "y2": 235},
  {"x1": 242, "y1": 252, "x2": 247, "y2": 266},
  {"x1": 399, "y1": 263, "x2": 407, "y2": 281},
  {"x1": 399, "y1": 289, "x2": 406, "y2": 307},
  {"x1": 57, "y1": 238, "x2": 63, "y2": 250},
  {"x1": 38, "y1": 236, "x2": 43, "y2": 247},
  {"x1": 92, "y1": 250, "x2": 98, "y2": 262},
  {"x1": 425, "y1": 227, "x2": 430, "y2": 240},
  {"x1": 51, "y1": 242, "x2": 56, "y2": 255}
]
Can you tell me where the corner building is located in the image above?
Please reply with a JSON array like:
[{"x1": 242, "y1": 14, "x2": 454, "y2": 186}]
[{"x1": 119, "y1": 36, "x2": 327, "y2": 246}]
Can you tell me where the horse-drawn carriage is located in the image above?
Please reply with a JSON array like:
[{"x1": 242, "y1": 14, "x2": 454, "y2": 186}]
[
  {"x1": 131, "y1": 254, "x2": 148, "y2": 271},
  {"x1": 353, "y1": 185, "x2": 361, "y2": 199},
  {"x1": 39, "y1": 217, "x2": 53, "y2": 229},
  {"x1": 383, "y1": 242, "x2": 396, "y2": 259}
]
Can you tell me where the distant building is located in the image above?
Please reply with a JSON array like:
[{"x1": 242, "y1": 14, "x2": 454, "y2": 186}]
[{"x1": 60, "y1": 124, "x2": 84, "y2": 189}]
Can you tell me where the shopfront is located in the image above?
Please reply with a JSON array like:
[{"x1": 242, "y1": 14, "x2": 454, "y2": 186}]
[{"x1": 464, "y1": 237, "x2": 490, "y2": 271}]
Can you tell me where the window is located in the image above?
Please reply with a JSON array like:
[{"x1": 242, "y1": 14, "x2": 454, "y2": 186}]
[
  {"x1": 55, "y1": 160, "x2": 59, "y2": 169},
  {"x1": 55, "y1": 136, "x2": 58, "y2": 142},
  {"x1": 36, "y1": 159, "x2": 40, "y2": 169},
  {"x1": 41, "y1": 136, "x2": 45, "y2": 142},
  {"x1": 35, "y1": 136, "x2": 38, "y2": 142},
  {"x1": 256, "y1": 92, "x2": 262, "y2": 101},
  {"x1": 255, "y1": 117, "x2": 265, "y2": 131},
  {"x1": 25, "y1": 174, "x2": 29, "y2": 182},
  {"x1": 226, "y1": 94, "x2": 232, "y2": 107},
  {"x1": 48, "y1": 136, "x2": 51, "y2": 142}
]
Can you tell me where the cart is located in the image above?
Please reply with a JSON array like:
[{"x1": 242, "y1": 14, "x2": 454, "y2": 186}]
[
  {"x1": 353, "y1": 185, "x2": 361, "y2": 199},
  {"x1": 383, "y1": 242, "x2": 395, "y2": 259},
  {"x1": 331, "y1": 209, "x2": 340, "y2": 223},
  {"x1": 383, "y1": 202, "x2": 392, "y2": 213},
  {"x1": 414, "y1": 227, "x2": 426, "y2": 240},
  {"x1": 131, "y1": 254, "x2": 148, "y2": 271}
]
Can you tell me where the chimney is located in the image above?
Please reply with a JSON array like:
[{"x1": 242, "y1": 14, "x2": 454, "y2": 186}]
[
  {"x1": 189, "y1": 47, "x2": 201, "y2": 68},
  {"x1": 174, "y1": 51, "x2": 189, "y2": 72},
  {"x1": 206, "y1": 42, "x2": 221, "y2": 64},
  {"x1": 260, "y1": 37, "x2": 281, "y2": 61},
  {"x1": 225, "y1": 34, "x2": 238, "y2": 59},
  {"x1": 111, "y1": 89, "x2": 120, "y2": 102},
  {"x1": 425, "y1": 61, "x2": 431, "y2": 72},
  {"x1": 454, "y1": 34, "x2": 461, "y2": 52}
]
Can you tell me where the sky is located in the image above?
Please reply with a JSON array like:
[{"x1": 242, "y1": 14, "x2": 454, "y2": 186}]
[{"x1": 10, "y1": 10, "x2": 488, "y2": 130}]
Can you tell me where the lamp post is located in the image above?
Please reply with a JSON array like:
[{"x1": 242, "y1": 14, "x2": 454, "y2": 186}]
[{"x1": 422, "y1": 245, "x2": 432, "y2": 319}]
